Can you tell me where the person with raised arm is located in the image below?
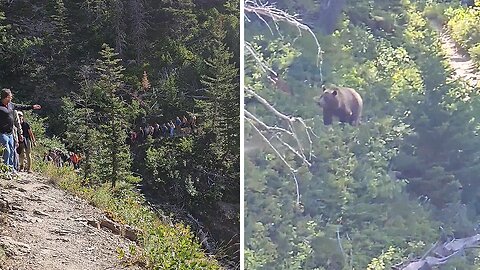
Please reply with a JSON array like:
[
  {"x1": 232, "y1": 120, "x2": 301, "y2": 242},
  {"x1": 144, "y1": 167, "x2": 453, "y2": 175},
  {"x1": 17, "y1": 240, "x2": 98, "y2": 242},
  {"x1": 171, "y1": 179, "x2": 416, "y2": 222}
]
[{"x1": 0, "y1": 88, "x2": 41, "y2": 173}]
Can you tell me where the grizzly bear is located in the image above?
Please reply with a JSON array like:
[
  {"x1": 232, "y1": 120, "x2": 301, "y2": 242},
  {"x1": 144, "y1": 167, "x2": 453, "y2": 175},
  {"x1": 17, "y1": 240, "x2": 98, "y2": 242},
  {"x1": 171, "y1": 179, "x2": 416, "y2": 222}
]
[{"x1": 314, "y1": 85, "x2": 363, "y2": 126}]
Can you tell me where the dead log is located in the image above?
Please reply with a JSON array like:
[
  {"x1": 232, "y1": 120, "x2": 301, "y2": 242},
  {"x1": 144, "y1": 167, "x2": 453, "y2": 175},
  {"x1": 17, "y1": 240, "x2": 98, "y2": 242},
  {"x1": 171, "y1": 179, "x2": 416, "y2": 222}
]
[{"x1": 397, "y1": 234, "x2": 480, "y2": 270}]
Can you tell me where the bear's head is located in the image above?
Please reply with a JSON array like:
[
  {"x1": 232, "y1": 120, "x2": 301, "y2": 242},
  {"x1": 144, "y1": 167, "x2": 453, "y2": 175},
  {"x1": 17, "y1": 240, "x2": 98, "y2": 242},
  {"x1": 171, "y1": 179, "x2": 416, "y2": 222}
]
[{"x1": 314, "y1": 86, "x2": 340, "y2": 109}]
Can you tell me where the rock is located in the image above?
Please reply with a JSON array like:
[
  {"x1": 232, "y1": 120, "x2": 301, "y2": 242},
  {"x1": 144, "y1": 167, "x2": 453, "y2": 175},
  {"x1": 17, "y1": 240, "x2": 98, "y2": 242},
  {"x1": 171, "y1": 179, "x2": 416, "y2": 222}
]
[
  {"x1": 33, "y1": 209, "x2": 51, "y2": 217},
  {"x1": 0, "y1": 236, "x2": 31, "y2": 256},
  {"x1": 0, "y1": 198, "x2": 9, "y2": 212}
]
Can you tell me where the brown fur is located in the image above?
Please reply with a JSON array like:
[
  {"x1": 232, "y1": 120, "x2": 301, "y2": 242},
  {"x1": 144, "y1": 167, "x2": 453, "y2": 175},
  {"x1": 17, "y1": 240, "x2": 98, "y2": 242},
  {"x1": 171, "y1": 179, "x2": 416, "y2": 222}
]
[{"x1": 315, "y1": 86, "x2": 363, "y2": 126}]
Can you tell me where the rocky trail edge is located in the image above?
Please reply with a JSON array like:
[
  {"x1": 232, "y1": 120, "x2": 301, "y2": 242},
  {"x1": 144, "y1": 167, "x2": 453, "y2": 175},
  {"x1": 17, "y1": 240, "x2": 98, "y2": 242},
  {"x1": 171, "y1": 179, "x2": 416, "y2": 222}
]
[{"x1": 0, "y1": 172, "x2": 141, "y2": 270}]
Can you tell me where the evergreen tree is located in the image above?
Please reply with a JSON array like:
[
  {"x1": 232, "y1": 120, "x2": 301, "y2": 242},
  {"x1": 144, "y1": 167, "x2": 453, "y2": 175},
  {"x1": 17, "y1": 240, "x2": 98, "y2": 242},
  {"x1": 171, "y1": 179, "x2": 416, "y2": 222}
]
[
  {"x1": 61, "y1": 65, "x2": 101, "y2": 182},
  {"x1": 94, "y1": 43, "x2": 135, "y2": 188},
  {"x1": 199, "y1": 15, "x2": 240, "y2": 195},
  {"x1": 49, "y1": 0, "x2": 72, "y2": 69},
  {"x1": 128, "y1": 0, "x2": 147, "y2": 63},
  {"x1": 112, "y1": 0, "x2": 127, "y2": 57}
]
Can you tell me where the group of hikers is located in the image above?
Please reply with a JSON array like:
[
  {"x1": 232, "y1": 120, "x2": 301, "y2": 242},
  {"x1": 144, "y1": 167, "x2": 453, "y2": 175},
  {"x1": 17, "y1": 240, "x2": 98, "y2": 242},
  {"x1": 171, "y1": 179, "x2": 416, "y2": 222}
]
[
  {"x1": 43, "y1": 149, "x2": 82, "y2": 169},
  {"x1": 127, "y1": 114, "x2": 197, "y2": 145},
  {"x1": 0, "y1": 88, "x2": 40, "y2": 174},
  {"x1": 0, "y1": 88, "x2": 201, "y2": 174}
]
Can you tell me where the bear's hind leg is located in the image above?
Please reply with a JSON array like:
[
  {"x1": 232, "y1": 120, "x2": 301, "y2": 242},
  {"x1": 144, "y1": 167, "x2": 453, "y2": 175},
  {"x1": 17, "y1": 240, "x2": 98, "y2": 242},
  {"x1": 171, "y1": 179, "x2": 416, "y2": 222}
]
[{"x1": 349, "y1": 112, "x2": 360, "y2": 126}]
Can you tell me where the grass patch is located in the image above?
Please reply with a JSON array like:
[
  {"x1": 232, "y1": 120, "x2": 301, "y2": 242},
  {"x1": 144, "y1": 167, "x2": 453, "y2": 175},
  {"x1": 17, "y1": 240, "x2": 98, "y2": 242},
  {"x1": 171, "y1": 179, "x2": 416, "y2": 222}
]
[{"x1": 37, "y1": 161, "x2": 221, "y2": 269}]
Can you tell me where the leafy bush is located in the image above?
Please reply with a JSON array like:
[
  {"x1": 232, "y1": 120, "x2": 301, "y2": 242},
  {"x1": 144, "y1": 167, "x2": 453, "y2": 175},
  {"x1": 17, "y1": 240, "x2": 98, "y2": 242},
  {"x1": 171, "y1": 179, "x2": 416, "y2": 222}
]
[{"x1": 445, "y1": 7, "x2": 480, "y2": 50}]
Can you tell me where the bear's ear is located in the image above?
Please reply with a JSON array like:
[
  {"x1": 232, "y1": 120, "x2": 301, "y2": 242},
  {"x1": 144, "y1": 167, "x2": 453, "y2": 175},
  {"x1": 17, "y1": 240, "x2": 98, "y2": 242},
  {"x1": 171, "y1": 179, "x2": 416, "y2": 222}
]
[
  {"x1": 321, "y1": 84, "x2": 327, "y2": 91},
  {"x1": 332, "y1": 90, "x2": 338, "y2": 96}
]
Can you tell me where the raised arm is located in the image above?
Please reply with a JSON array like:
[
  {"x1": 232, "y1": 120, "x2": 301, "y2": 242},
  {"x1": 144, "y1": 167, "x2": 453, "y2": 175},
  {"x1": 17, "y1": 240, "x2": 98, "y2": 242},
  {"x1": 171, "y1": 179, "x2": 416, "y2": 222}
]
[{"x1": 11, "y1": 102, "x2": 41, "y2": 111}]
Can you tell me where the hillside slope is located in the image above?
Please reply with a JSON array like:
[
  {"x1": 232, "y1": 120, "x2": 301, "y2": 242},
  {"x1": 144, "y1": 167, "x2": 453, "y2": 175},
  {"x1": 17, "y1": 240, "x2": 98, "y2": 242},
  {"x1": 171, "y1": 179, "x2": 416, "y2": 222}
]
[{"x1": 0, "y1": 173, "x2": 140, "y2": 270}]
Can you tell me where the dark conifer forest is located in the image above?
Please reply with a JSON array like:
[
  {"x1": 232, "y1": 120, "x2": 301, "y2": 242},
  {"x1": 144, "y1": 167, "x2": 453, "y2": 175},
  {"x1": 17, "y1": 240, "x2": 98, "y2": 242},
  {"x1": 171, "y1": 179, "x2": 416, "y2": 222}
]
[
  {"x1": 245, "y1": 0, "x2": 480, "y2": 269},
  {"x1": 1, "y1": 0, "x2": 239, "y2": 268}
]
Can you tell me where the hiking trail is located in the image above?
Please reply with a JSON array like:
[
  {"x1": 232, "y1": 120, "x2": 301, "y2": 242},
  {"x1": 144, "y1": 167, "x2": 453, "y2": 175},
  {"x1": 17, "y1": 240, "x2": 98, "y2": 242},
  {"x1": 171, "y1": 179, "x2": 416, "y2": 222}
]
[
  {"x1": 430, "y1": 19, "x2": 480, "y2": 87},
  {"x1": 0, "y1": 172, "x2": 141, "y2": 270}
]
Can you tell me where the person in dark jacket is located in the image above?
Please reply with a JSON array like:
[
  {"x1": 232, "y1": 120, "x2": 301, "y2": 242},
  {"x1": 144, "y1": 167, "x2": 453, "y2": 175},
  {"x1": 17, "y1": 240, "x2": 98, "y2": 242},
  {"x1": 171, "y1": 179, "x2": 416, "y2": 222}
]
[
  {"x1": 17, "y1": 111, "x2": 36, "y2": 173},
  {"x1": 0, "y1": 88, "x2": 41, "y2": 172}
]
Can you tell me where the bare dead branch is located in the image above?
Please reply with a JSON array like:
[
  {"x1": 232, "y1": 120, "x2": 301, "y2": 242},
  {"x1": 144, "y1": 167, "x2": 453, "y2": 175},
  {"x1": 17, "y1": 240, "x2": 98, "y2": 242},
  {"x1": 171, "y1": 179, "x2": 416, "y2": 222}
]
[
  {"x1": 244, "y1": 0, "x2": 323, "y2": 74},
  {"x1": 245, "y1": 88, "x2": 292, "y2": 121},
  {"x1": 273, "y1": 135, "x2": 311, "y2": 167},
  {"x1": 246, "y1": 108, "x2": 312, "y2": 166},
  {"x1": 246, "y1": 118, "x2": 301, "y2": 205},
  {"x1": 244, "y1": 0, "x2": 326, "y2": 206},
  {"x1": 245, "y1": 88, "x2": 315, "y2": 163},
  {"x1": 245, "y1": 109, "x2": 292, "y2": 134},
  {"x1": 244, "y1": 42, "x2": 275, "y2": 75}
]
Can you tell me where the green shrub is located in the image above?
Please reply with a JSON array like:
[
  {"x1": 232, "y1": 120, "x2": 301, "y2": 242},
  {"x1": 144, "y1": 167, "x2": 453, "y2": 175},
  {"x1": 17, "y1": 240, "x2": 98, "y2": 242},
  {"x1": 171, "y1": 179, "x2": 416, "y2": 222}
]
[
  {"x1": 469, "y1": 43, "x2": 480, "y2": 68},
  {"x1": 424, "y1": 3, "x2": 447, "y2": 22}
]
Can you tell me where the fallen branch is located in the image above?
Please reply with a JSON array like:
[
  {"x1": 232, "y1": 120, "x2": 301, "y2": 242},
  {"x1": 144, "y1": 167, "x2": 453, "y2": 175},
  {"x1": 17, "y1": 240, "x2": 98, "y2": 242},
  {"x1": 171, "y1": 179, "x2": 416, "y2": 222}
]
[{"x1": 396, "y1": 233, "x2": 480, "y2": 269}]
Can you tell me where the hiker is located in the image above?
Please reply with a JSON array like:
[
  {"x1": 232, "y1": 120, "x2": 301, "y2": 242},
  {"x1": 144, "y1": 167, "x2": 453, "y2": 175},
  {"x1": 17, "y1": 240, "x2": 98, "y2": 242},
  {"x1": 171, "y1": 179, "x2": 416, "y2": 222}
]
[
  {"x1": 137, "y1": 127, "x2": 144, "y2": 141},
  {"x1": 51, "y1": 149, "x2": 62, "y2": 167},
  {"x1": 161, "y1": 123, "x2": 168, "y2": 137},
  {"x1": 168, "y1": 121, "x2": 175, "y2": 138},
  {"x1": 17, "y1": 111, "x2": 36, "y2": 173},
  {"x1": 189, "y1": 114, "x2": 197, "y2": 134},
  {"x1": 149, "y1": 125, "x2": 155, "y2": 137},
  {"x1": 144, "y1": 125, "x2": 152, "y2": 138},
  {"x1": 70, "y1": 152, "x2": 81, "y2": 169},
  {"x1": 181, "y1": 116, "x2": 188, "y2": 128},
  {"x1": 153, "y1": 122, "x2": 160, "y2": 138},
  {"x1": 60, "y1": 151, "x2": 69, "y2": 167},
  {"x1": 0, "y1": 88, "x2": 41, "y2": 172},
  {"x1": 181, "y1": 116, "x2": 189, "y2": 133},
  {"x1": 65, "y1": 152, "x2": 73, "y2": 167},
  {"x1": 130, "y1": 130, "x2": 137, "y2": 144},
  {"x1": 12, "y1": 107, "x2": 24, "y2": 171},
  {"x1": 44, "y1": 150, "x2": 52, "y2": 162},
  {"x1": 175, "y1": 116, "x2": 182, "y2": 128}
]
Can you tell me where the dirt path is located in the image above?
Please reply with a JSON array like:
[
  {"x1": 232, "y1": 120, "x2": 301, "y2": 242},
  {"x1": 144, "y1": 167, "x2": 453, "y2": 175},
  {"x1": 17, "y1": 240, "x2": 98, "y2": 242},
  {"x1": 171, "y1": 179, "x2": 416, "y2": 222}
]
[
  {"x1": 430, "y1": 20, "x2": 480, "y2": 87},
  {"x1": 0, "y1": 172, "x2": 141, "y2": 270}
]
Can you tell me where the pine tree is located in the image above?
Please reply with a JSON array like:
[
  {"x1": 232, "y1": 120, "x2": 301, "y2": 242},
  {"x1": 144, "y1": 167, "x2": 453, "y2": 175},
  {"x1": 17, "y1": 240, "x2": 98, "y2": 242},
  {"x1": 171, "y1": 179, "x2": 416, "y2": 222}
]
[
  {"x1": 61, "y1": 65, "x2": 102, "y2": 182},
  {"x1": 112, "y1": 0, "x2": 127, "y2": 57},
  {"x1": 50, "y1": 0, "x2": 72, "y2": 67},
  {"x1": 199, "y1": 15, "x2": 239, "y2": 196},
  {"x1": 129, "y1": 0, "x2": 147, "y2": 63},
  {"x1": 94, "y1": 44, "x2": 135, "y2": 188}
]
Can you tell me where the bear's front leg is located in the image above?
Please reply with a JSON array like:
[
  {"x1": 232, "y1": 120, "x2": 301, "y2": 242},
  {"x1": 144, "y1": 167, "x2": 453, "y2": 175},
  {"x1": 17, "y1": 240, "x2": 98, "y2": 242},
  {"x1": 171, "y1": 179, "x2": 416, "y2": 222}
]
[{"x1": 323, "y1": 111, "x2": 333, "y2": 125}]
